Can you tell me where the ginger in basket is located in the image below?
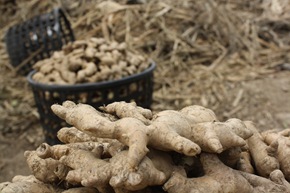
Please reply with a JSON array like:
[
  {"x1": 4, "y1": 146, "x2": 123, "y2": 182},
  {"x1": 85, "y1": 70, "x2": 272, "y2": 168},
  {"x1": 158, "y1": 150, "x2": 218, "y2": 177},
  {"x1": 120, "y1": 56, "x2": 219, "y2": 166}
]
[{"x1": 32, "y1": 38, "x2": 150, "y2": 85}]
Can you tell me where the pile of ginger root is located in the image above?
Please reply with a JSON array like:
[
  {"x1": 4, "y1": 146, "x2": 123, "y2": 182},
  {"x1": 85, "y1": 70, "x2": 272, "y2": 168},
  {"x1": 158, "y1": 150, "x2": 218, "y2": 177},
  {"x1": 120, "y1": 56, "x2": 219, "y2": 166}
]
[
  {"x1": 32, "y1": 38, "x2": 150, "y2": 85},
  {"x1": 2, "y1": 101, "x2": 290, "y2": 193}
]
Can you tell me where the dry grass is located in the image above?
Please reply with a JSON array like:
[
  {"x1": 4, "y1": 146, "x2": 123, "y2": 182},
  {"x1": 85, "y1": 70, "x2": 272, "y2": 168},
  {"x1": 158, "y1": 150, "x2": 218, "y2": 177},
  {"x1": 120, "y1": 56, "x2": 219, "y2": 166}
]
[{"x1": 1, "y1": 0, "x2": 290, "y2": 133}]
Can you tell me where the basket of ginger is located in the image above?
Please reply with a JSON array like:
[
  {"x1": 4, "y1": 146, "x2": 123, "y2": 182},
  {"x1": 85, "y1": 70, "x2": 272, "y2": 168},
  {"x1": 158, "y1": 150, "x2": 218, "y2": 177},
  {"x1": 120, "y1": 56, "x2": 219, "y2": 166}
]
[{"x1": 27, "y1": 37, "x2": 155, "y2": 145}]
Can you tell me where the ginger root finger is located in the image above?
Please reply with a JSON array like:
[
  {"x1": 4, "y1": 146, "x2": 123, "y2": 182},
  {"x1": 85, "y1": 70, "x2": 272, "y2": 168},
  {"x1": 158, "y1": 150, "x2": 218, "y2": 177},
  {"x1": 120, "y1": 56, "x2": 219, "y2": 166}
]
[
  {"x1": 24, "y1": 151, "x2": 66, "y2": 183},
  {"x1": 57, "y1": 127, "x2": 99, "y2": 143},
  {"x1": 245, "y1": 121, "x2": 279, "y2": 177},
  {"x1": 262, "y1": 130, "x2": 290, "y2": 181},
  {"x1": 36, "y1": 142, "x2": 105, "y2": 159},
  {"x1": 100, "y1": 101, "x2": 152, "y2": 125},
  {"x1": 269, "y1": 170, "x2": 290, "y2": 190},
  {"x1": 51, "y1": 101, "x2": 116, "y2": 139}
]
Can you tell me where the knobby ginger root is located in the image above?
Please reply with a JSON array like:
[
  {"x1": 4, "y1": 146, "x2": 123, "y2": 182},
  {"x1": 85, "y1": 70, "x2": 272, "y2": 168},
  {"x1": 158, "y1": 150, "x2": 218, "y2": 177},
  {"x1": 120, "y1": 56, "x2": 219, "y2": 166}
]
[
  {"x1": 24, "y1": 150, "x2": 67, "y2": 183},
  {"x1": 164, "y1": 153, "x2": 289, "y2": 193},
  {"x1": 80, "y1": 150, "x2": 167, "y2": 191},
  {"x1": 4, "y1": 101, "x2": 290, "y2": 193},
  {"x1": 187, "y1": 118, "x2": 251, "y2": 153},
  {"x1": 244, "y1": 121, "x2": 279, "y2": 177},
  {"x1": 219, "y1": 121, "x2": 281, "y2": 176},
  {"x1": 262, "y1": 129, "x2": 290, "y2": 181},
  {"x1": 97, "y1": 150, "x2": 167, "y2": 191},
  {"x1": 0, "y1": 175, "x2": 61, "y2": 193},
  {"x1": 100, "y1": 101, "x2": 153, "y2": 125},
  {"x1": 26, "y1": 141, "x2": 169, "y2": 193},
  {"x1": 51, "y1": 101, "x2": 253, "y2": 169},
  {"x1": 165, "y1": 159, "x2": 252, "y2": 193}
]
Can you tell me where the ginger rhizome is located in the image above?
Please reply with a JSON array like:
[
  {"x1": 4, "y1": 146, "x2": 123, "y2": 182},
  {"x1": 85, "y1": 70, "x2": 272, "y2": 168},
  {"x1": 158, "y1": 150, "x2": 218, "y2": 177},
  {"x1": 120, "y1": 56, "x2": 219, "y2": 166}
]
[
  {"x1": 0, "y1": 175, "x2": 62, "y2": 193},
  {"x1": 32, "y1": 38, "x2": 150, "y2": 85},
  {"x1": 164, "y1": 153, "x2": 290, "y2": 193},
  {"x1": 2, "y1": 101, "x2": 290, "y2": 193},
  {"x1": 51, "y1": 101, "x2": 253, "y2": 169},
  {"x1": 262, "y1": 129, "x2": 290, "y2": 181}
]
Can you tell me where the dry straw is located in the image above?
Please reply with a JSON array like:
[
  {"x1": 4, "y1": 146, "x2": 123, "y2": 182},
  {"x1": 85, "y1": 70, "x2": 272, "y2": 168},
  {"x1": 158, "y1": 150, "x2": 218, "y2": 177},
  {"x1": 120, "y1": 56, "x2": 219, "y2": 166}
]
[{"x1": 1, "y1": 0, "x2": 290, "y2": 132}]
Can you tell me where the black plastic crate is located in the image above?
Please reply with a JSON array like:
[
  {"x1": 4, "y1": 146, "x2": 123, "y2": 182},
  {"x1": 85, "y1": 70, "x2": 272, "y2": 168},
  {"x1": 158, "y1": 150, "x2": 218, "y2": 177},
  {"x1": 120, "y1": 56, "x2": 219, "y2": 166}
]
[
  {"x1": 27, "y1": 62, "x2": 156, "y2": 145},
  {"x1": 5, "y1": 8, "x2": 74, "y2": 75}
]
